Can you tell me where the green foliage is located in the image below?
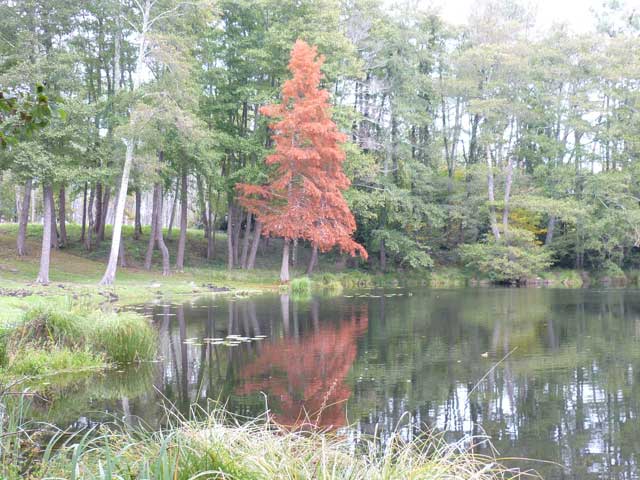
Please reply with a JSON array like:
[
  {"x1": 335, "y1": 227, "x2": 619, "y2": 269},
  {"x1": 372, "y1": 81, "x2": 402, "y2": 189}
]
[
  {"x1": 4, "y1": 347, "x2": 100, "y2": 378},
  {"x1": 290, "y1": 276, "x2": 312, "y2": 298},
  {"x1": 460, "y1": 230, "x2": 553, "y2": 283},
  {"x1": 373, "y1": 229, "x2": 434, "y2": 269}
]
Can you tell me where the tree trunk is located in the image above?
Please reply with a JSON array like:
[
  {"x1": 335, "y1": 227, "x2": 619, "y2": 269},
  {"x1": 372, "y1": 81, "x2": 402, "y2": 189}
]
[
  {"x1": 17, "y1": 178, "x2": 32, "y2": 256},
  {"x1": 280, "y1": 239, "x2": 290, "y2": 283},
  {"x1": 98, "y1": 187, "x2": 110, "y2": 242},
  {"x1": 307, "y1": 243, "x2": 318, "y2": 275},
  {"x1": 100, "y1": 141, "x2": 134, "y2": 285},
  {"x1": 94, "y1": 182, "x2": 103, "y2": 234},
  {"x1": 144, "y1": 181, "x2": 159, "y2": 270},
  {"x1": 80, "y1": 182, "x2": 87, "y2": 243},
  {"x1": 207, "y1": 188, "x2": 219, "y2": 260},
  {"x1": 58, "y1": 185, "x2": 67, "y2": 247},
  {"x1": 85, "y1": 186, "x2": 95, "y2": 251},
  {"x1": 176, "y1": 171, "x2": 188, "y2": 271},
  {"x1": 232, "y1": 208, "x2": 243, "y2": 266},
  {"x1": 246, "y1": 220, "x2": 262, "y2": 270},
  {"x1": 36, "y1": 184, "x2": 53, "y2": 285},
  {"x1": 380, "y1": 239, "x2": 386, "y2": 272},
  {"x1": 196, "y1": 176, "x2": 209, "y2": 239},
  {"x1": 545, "y1": 216, "x2": 556, "y2": 245},
  {"x1": 227, "y1": 203, "x2": 234, "y2": 270},
  {"x1": 291, "y1": 238, "x2": 298, "y2": 266},
  {"x1": 502, "y1": 156, "x2": 514, "y2": 237},
  {"x1": 155, "y1": 182, "x2": 170, "y2": 276},
  {"x1": 49, "y1": 187, "x2": 58, "y2": 249},
  {"x1": 486, "y1": 146, "x2": 501, "y2": 241},
  {"x1": 240, "y1": 212, "x2": 252, "y2": 269},
  {"x1": 133, "y1": 188, "x2": 142, "y2": 240},
  {"x1": 167, "y1": 177, "x2": 179, "y2": 239},
  {"x1": 119, "y1": 233, "x2": 127, "y2": 267}
]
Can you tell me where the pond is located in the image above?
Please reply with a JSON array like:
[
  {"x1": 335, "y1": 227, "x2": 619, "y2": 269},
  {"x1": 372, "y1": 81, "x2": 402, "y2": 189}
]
[{"x1": 33, "y1": 288, "x2": 640, "y2": 479}]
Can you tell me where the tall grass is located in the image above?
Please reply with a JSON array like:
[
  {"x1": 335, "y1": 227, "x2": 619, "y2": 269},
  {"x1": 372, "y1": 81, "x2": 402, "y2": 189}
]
[
  {"x1": 29, "y1": 404, "x2": 538, "y2": 480},
  {"x1": 290, "y1": 276, "x2": 312, "y2": 296},
  {"x1": 90, "y1": 311, "x2": 157, "y2": 364}
]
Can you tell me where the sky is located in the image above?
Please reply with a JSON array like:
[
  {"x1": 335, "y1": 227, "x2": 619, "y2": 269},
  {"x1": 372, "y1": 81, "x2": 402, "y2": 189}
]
[{"x1": 434, "y1": 0, "x2": 605, "y2": 33}]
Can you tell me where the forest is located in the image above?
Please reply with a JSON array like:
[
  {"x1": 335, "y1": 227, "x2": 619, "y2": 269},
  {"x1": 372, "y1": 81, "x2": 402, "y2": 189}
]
[{"x1": 1, "y1": 0, "x2": 640, "y2": 286}]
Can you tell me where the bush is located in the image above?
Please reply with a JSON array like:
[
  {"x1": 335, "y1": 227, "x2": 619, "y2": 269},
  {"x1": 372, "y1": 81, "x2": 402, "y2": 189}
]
[
  {"x1": 89, "y1": 311, "x2": 157, "y2": 364},
  {"x1": 459, "y1": 229, "x2": 553, "y2": 283}
]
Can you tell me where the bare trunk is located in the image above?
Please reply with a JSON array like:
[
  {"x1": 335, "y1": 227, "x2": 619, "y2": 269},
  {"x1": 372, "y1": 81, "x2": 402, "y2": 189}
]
[
  {"x1": 227, "y1": 203, "x2": 234, "y2": 270},
  {"x1": 144, "y1": 182, "x2": 159, "y2": 270},
  {"x1": 545, "y1": 215, "x2": 556, "y2": 245},
  {"x1": 119, "y1": 234, "x2": 127, "y2": 267},
  {"x1": 240, "y1": 212, "x2": 252, "y2": 269},
  {"x1": 133, "y1": 188, "x2": 142, "y2": 239},
  {"x1": 80, "y1": 182, "x2": 87, "y2": 243},
  {"x1": 196, "y1": 176, "x2": 209, "y2": 239},
  {"x1": 232, "y1": 208, "x2": 243, "y2": 266},
  {"x1": 280, "y1": 239, "x2": 290, "y2": 283},
  {"x1": 502, "y1": 156, "x2": 514, "y2": 237},
  {"x1": 486, "y1": 146, "x2": 501, "y2": 241},
  {"x1": 246, "y1": 220, "x2": 262, "y2": 270},
  {"x1": 155, "y1": 182, "x2": 170, "y2": 276},
  {"x1": 176, "y1": 171, "x2": 188, "y2": 271},
  {"x1": 167, "y1": 178, "x2": 179, "y2": 239},
  {"x1": 100, "y1": 141, "x2": 134, "y2": 285},
  {"x1": 85, "y1": 186, "x2": 95, "y2": 251},
  {"x1": 380, "y1": 239, "x2": 386, "y2": 272},
  {"x1": 98, "y1": 187, "x2": 110, "y2": 242},
  {"x1": 307, "y1": 244, "x2": 318, "y2": 275},
  {"x1": 94, "y1": 182, "x2": 103, "y2": 234},
  {"x1": 17, "y1": 178, "x2": 32, "y2": 256},
  {"x1": 49, "y1": 187, "x2": 58, "y2": 249},
  {"x1": 58, "y1": 185, "x2": 67, "y2": 247},
  {"x1": 291, "y1": 238, "x2": 298, "y2": 266},
  {"x1": 36, "y1": 184, "x2": 53, "y2": 285},
  {"x1": 207, "y1": 188, "x2": 219, "y2": 260}
]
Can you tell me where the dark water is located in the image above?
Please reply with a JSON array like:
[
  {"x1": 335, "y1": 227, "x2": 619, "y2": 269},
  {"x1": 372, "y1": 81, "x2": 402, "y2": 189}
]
[{"x1": 34, "y1": 288, "x2": 640, "y2": 479}]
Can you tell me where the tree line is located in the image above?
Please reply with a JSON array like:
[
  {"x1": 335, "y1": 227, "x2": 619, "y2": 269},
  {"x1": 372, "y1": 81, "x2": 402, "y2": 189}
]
[{"x1": 1, "y1": 0, "x2": 640, "y2": 284}]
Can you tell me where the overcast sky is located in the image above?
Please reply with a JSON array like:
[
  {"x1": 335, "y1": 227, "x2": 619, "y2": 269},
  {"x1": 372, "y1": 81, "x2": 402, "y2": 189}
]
[{"x1": 433, "y1": 0, "x2": 605, "y2": 33}]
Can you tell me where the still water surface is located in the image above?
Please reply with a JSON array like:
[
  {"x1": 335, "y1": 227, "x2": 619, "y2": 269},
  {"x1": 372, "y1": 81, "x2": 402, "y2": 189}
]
[{"x1": 37, "y1": 288, "x2": 640, "y2": 479}]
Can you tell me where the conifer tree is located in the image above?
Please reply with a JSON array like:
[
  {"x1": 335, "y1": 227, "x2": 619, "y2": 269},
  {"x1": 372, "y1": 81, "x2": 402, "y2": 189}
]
[{"x1": 237, "y1": 40, "x2": 367, "y2": 282}]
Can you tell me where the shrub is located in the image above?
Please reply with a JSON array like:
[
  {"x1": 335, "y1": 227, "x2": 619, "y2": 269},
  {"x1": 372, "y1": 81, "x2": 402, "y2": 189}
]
[{"x1": 459, "y1": 229, "x2": 553, "y2": 283}]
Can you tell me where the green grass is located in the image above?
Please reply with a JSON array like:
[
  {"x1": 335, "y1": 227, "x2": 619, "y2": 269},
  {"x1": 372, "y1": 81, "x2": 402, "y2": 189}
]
[
  {"x1": 290, "y1": 276, "x2": 312, "y2": 295},
  {"x1": 0, "y1": 301, "x2": 157, "y2": 381},
  {"x1": 15, "y1": 404, "x2": 534, "y2": 480}
]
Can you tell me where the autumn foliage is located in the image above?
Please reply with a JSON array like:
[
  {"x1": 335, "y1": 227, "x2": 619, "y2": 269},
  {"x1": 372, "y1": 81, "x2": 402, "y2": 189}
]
[{"x1": 236, "y1": 40, "x2": 367, "y2": 259}]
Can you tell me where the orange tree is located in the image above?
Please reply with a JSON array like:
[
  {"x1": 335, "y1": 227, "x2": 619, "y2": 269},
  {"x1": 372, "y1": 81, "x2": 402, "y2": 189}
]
[{"x1": 237, "y1": 40, "x2": 366, "y2": 282}]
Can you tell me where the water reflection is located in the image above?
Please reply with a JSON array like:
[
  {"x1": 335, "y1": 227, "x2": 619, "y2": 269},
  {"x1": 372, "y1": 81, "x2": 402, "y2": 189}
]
[{"x1": 30, "y1": 289, "x2": 640, "y2": 479}]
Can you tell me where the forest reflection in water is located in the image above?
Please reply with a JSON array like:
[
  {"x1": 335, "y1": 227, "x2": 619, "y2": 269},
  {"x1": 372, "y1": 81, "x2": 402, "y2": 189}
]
[{"x1": 32, "y1": 289, "x2": 640, "y2": 479}]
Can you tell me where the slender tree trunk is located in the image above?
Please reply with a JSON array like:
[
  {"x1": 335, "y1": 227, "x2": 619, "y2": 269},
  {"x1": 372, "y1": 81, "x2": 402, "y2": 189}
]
[
  {"x1": 94, "y1": 182, "x2": 103, "y2": 234},
  {"x1": 486, "y1": 146, "x2": 501, "y2": 241},
  {"x1": 17, "y1": 178, "x2": 32, "y2": 256},
  {"x1": 85, "y1": 186, "x2": 95, "y2": 251},
  {"x1": 227, "y1": 203, "x2": 234, "y2": 270},
  {"x1": 36, "y1": 184, "x2": 53, "y2": 285},
  {"x1": 207, "y1": 188, "x2": 219, "y2": 260},
  {"x1": 155, "y1": 182, "x2": 170, "y2": 276},
  {"x1": 49, "y1": 187, "x2": 58, "y2": 249},
  {"x1": 119, "y1": 232, "x2": 127, "y2": 267},
  {"x1": 502, "y1": 156, "x2": 514, "y2": 237},
  {"x1": 240, "y1": 212, "x2": 252, "y2": 269},
  {"x1": 291, "y1": 238, "x2": 298, "y2": 266},
  {"x1": 307, "y1": 243, "x2": 318, "y2": 275},
  {"x1": 280, "y1": 239, "x2": 290, "y2": 283},
  {"x1": 58, "y1": 185, "x2": 67, "y2": 247},
  {"x1": 100, "y1": 141, "x2": 134, "y2": 285},
  {"x1": 196, "y1": 176, "x2": 209, "y2": 239},
  {"x1": 167, "y1": 178, "x2": 179, "y2": 238},
  {"x1": 98, "y1": 187, "x2": 110, "y2": 242},
  {"x1": 176, "y1": 171, "x2": 188, "y2": 271},
  {"x1": 380, "y1": 239, "x2": 386, "y2": 272},
  {"x1": 144, "y1": 181, "x2": 159, "y2": 270},
  {"x1": 246, "y1": 220, "x2": 261, "y2": 270},
  {"x1": 80, "y1": 182, "x2": 87, "y2": 243},
  {"x1": 133, "y1": 188, "x2": 142, "y2": 240},
  {"x1": 545, "y1": 215, "x2": 556, "y2": 245},
  {"x1": 232, "y1": 208, "x2": 243, "y2": 266}
]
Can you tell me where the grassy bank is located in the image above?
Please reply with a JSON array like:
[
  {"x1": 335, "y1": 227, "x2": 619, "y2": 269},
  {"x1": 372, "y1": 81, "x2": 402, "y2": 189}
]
[
  {"x1": 0, "y1": 400, "x2": 534, "y2": 480},
  {"x1": 0, "y1": 300, "x2": 156, "y2": 382}
]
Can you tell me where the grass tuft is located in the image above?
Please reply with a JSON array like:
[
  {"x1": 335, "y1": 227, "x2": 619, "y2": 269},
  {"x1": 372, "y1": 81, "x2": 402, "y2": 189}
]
[
  {"x1": 290, "y1": 276, "x2": 312, "y2": 296},
  {"x1": 90, "y1": 311, "x2": 157, "y2": 364}
]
